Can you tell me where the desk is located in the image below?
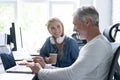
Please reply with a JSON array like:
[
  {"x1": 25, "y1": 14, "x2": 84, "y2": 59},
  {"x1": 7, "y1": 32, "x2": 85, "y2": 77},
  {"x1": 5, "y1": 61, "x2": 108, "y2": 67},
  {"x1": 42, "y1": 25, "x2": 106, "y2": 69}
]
[
  {"x1": 12, "y1": 50, "x2": 39, "y2": 61},
  {"x1": 0, "y1": 72, "x2": 34, "y2": 80}
]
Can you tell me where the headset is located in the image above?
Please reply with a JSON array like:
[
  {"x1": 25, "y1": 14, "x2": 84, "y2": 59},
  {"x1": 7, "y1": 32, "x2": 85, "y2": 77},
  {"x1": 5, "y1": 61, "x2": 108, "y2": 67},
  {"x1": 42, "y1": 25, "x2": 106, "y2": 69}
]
[{"x1": 50, "y1": 35, "x2": 65, "y2": 44}]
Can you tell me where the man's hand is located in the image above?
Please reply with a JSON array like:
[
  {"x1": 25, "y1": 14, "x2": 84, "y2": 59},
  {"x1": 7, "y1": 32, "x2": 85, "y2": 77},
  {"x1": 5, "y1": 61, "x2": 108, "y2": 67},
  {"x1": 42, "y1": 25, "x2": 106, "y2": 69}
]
[
  {"x1": 26, "y1": 62, "x2": 42, "y2": 74},
  {"x1": 45, "y1": 57, "x2": 53, "y2": 64},
  {"x1": 32, "y1": 56, "x2": 46, "y2": 68}
]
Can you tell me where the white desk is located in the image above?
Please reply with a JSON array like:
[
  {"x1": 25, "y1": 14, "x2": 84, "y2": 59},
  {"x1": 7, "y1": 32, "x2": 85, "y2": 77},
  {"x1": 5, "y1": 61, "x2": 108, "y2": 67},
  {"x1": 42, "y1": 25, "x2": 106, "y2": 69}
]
[
  {"x1": 0, "y1": 64, "x2": 34, "y2": 80},
  {"x1": 12, "y1": 50, "x2": 32, "y2": 61},
  {"x1": 12, "y1": 50, "x2": 39, "y2": 61},
  {"x1": 0, "y1": 72, "x2": 34, "y2": 80}
]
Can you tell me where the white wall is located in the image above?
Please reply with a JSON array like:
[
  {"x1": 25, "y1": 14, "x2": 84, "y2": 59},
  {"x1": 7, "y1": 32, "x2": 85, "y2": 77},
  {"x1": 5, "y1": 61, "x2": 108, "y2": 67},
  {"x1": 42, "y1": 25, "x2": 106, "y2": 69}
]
[
  {"x1": 79, "y1": 0, "x2": 93, "y2": 7},
  {"x1": 94, "y1": 0, "x2": 112, "y2": 33}
]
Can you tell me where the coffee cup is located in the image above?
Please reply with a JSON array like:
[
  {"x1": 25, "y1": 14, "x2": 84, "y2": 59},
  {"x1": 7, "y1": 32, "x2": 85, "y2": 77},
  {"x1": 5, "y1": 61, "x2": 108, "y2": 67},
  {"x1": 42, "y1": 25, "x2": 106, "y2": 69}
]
[{"x1": 50, "y1": 53, "x2": 57, "y2": 64}]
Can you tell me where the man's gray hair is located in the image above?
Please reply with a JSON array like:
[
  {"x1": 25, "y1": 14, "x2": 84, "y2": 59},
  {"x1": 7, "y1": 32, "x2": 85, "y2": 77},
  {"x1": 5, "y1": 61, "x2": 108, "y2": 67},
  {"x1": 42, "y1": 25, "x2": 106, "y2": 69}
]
[{"x1": 74, "y1": 6, "x2": 99, "y2": 26}]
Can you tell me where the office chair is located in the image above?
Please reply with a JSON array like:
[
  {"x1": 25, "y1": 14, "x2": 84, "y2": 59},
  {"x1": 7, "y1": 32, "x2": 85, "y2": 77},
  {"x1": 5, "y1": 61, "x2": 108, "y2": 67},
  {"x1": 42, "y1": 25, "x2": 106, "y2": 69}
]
[
  {"x1": 107, "y1": 46, "x2": 120, "y2": 80},
  {"x1": 103, "y1": 23, "x2": 120, "y2": 42},
  {"x1": 71, "y1": 33, "x2": 87, "y2": 47}
]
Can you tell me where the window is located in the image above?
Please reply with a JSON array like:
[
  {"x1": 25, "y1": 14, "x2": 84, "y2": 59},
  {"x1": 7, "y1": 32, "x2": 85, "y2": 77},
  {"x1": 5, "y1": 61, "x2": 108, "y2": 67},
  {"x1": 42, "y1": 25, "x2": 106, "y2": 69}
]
[
  {"x1": 112, "y1": 0, "x2": 120, "y2": 24},
  {"x1": 17, "y1": 1, "x2": 49, "y2": 52},
  {"x1": 50, "y1": 1, "x2": 75, "y2": 36},
  {"x1": 0, "y1": 2, "x2": 15, "y2": 33},
  {"x1": 112, "y1": 0, "x2": 120, "y2": 42},
  {"x1": 0, "y1": 0, "x2": 80, "y2": 53}
]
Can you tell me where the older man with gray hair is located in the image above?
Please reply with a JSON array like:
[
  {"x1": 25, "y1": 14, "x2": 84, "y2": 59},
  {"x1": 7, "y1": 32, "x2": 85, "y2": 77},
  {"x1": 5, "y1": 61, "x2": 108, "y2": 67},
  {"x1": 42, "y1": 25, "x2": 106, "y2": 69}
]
[{"x1": 27, "y1": 6, "x2": 113, "y2": 80}]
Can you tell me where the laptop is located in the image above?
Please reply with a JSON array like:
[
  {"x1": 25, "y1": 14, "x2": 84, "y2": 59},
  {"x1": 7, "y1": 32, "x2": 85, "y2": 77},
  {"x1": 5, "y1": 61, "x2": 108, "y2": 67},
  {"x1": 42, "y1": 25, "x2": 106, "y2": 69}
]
[
  {"x1": 0, "y1": 56, "x2": 34, "y2": 80},
  {"x1": 6, "y1": 64, "x2": 33, "y2": 74},
  {"x1": 0, "y1": 52, "x2": 33, "y2": 74},
  {"x1": 0, "y1": 56, "x2": 5, "y2": 74}
]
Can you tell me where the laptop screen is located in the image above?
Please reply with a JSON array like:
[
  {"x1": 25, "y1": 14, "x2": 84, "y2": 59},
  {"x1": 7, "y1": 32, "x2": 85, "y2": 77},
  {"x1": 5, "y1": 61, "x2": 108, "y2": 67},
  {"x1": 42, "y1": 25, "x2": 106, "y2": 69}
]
[
  {"x1": 0, "y1": 52, "x2": 16, "y2": 70},
  {"x1": 0, "y1": 56, "x2": 5, "y2": 74}
]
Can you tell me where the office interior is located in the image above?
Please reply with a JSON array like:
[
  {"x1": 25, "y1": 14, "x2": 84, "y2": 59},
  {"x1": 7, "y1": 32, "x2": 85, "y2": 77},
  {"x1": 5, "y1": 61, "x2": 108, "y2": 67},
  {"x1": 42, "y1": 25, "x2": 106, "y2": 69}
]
[
  {"x1": 0, "y1": 0, "x2": 120, "y2": 80},
  {"x1": 0, "y1": 0, "x2": 120, "y2": 53}
]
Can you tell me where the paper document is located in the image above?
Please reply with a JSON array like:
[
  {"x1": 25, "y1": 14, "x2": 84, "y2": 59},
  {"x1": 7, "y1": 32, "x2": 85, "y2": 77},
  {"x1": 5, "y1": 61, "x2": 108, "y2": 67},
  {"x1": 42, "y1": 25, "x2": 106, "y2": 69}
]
[{"x1": 0, "y1": 33, "x2": 7, "y2": 46}]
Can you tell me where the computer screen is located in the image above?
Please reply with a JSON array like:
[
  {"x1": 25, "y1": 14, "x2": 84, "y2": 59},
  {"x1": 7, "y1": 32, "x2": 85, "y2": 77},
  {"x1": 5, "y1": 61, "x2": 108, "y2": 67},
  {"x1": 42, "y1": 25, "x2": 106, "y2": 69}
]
[{"x1": 7, "y1": 22, "x2": 17, "y2": 51}]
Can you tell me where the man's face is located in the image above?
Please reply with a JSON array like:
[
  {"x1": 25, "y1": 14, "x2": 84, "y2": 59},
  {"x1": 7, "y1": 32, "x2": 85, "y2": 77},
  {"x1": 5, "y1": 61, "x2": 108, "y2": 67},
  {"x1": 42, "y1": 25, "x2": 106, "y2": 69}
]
[{"x1": 73, "y1": 16, "x2": 87, "y2": 39}]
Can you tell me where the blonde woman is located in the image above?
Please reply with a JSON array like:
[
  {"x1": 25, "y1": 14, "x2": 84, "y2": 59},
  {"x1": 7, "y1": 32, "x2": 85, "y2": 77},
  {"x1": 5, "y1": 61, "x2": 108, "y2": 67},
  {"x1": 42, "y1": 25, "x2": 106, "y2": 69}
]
[{"x1": 37, "y1": 17, "x2": 79, "y2": 67}]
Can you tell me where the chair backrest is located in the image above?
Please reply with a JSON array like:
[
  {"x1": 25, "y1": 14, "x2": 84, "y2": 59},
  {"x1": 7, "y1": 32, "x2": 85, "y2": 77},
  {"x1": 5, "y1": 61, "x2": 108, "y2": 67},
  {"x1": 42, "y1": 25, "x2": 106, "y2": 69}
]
[
  {"x1": 107, "y1": 45, "x2": 120, "y2": 80},
  {"x1": 71, "y1": 33, "x2": 87, "y2": 47},
  {"x1": 103, "y1": 23, "x2": 120, "y2": 42}
]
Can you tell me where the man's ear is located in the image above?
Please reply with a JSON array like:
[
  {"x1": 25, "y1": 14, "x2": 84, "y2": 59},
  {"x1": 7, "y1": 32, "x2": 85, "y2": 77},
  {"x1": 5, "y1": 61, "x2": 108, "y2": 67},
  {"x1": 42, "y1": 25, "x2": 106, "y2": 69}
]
[{"x1": 85, "y1": 18, "x2": 92, "y2": 26}]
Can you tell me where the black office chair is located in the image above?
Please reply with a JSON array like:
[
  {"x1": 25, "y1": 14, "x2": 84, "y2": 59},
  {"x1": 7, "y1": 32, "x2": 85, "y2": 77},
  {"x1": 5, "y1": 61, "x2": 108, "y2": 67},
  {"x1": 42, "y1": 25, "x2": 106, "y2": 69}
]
[
  {"x1": 103, "y1": 23, "x2": 120, "y2": 42},
  {"x1": 107, "y1": 46, "x2": 120, "y2": 80},
  {"x1": 71, "y1": 33, "x2": 87, "y2": 47}
]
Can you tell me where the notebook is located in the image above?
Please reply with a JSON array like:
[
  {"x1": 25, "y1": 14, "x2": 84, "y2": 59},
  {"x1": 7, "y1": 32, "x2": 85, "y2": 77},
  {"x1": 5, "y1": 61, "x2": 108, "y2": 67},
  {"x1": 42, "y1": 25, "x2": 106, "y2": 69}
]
[
  {"x1": 0, "y1": 53, "x2": 33, "y2": 74},
  {"x1": 0, "y1": 33, "x2": 7, "y2": 47},
  {"x1": 0, "y1": 56, "x2": 34, "y2": 80}
]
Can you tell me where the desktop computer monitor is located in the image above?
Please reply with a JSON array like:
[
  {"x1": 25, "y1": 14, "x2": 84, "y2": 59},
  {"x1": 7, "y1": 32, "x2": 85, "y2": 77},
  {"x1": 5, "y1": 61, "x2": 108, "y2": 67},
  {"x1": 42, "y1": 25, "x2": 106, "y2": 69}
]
[{"x1": 7, "y1": 22, "x2": 17, "y2": 51}]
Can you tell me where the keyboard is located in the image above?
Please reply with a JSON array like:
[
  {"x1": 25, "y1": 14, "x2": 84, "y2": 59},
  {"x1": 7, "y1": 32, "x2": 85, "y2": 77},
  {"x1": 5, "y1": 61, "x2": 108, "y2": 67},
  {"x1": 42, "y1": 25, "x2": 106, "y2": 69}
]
[{"x1": 6, "y1": 65, "x2": 33, "y2": 74}]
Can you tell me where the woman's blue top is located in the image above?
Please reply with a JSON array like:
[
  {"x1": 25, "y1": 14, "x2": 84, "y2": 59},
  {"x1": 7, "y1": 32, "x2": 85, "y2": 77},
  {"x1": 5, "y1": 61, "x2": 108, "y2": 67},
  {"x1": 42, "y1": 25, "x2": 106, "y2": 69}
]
[{"x1": 40, "y1": 36, "x2": 79, "y2": 67}]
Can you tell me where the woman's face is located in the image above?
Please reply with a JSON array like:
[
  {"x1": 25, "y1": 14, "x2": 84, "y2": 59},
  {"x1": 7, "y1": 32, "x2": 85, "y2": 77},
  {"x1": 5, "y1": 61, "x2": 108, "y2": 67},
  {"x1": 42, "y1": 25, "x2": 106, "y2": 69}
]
[{"x1": 48, "y1": 21, "x2": 63, "y2": 38}]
